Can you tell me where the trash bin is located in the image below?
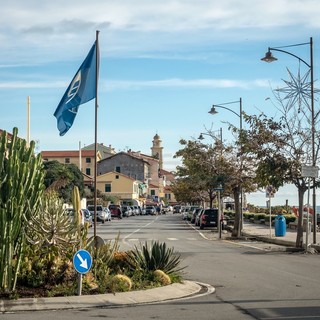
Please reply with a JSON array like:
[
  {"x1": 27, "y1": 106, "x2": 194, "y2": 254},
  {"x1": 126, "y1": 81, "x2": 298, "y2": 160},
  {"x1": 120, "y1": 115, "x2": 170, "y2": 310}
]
[{"x1": 275, "y1": 214, "x2": 286, "y2": 237}]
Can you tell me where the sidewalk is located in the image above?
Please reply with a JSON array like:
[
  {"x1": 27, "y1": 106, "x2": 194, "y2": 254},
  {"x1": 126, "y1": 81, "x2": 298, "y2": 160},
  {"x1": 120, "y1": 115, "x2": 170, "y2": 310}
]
[{"x1": 241, "y1": 221, "x2": 320, "y2": 251}]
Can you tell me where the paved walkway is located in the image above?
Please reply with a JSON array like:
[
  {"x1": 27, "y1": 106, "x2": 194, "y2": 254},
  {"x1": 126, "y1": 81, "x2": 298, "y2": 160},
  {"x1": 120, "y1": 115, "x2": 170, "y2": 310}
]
[{"x1": 241, "y1": 221, "x2": 320, "y2": 250}]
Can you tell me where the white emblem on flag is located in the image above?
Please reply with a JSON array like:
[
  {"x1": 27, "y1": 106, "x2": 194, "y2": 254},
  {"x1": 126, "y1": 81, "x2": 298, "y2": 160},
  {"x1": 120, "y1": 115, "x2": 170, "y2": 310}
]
[{"x1": 66, "y1": 71, "x2": 81, "y2": 104}]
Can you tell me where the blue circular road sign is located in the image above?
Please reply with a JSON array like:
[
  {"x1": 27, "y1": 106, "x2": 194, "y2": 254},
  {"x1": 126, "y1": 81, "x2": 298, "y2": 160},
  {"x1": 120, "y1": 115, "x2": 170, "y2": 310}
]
[{"x1": 73, "y1": 249, "x2": 92, "y2": 274}]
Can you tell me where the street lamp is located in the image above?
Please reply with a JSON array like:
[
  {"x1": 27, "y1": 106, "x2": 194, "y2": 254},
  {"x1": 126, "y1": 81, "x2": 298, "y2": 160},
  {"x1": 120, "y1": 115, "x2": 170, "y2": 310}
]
[
  {"x1": 261, "y1": 37, "x2": 317, "y2": 244},
  {"x1": 198, "y1": 128, "x2": 223, "y2": 145},
  {"x1": 198, "y1": 128, "x2": 224, "y2": 238},
  {"x1": 208, "y1": 98, "x2": 243, "y2": 238}
]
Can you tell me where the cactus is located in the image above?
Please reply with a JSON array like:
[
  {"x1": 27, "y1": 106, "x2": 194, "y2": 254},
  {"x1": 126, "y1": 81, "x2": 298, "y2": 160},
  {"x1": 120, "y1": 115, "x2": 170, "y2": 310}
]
[
  {"x1": 25, "y1": 191, "x2": 78, "y2": 249},
  {"x1": 0, "y1": 128, "x2": 44, "y2": 292},
  {"x1": 71, "y1": 186, "x2": 82, "y2": 248},
  {"x1": 153, "y1": 269, "x2": 171, "y2": 285}
]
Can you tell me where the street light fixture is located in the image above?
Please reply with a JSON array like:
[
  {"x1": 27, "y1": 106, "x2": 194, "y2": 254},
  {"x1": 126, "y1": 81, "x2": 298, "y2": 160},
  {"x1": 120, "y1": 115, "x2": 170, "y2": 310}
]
[
  {"x1": 198, "y1": 128, "x2": 223, "y2": 144},
  {"x1": 198, "y1": 128, "x2": 224, "y2": 238},
  {"x1": 261, "y1": 37, "x2": 317, "y2": 244},
  {"x1": 208, "y1": 98, "x2": 243, "y2": 238}
]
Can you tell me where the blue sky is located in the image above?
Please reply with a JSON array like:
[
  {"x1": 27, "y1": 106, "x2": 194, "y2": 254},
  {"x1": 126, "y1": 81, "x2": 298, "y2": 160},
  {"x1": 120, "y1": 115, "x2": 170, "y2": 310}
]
[{"x1": 2, "y1": 0, "x2": 320, "y2": 207}]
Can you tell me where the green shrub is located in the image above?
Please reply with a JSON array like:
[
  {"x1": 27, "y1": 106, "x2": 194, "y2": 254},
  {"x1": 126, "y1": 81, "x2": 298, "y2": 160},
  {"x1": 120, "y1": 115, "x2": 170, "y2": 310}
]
[{"x1": 126, "y1": 241, "x2": 186, "y2": 277}]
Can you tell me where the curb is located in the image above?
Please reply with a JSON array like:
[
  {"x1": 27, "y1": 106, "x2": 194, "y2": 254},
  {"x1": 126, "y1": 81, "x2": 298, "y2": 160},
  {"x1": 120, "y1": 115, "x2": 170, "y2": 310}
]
[{"x1": 1, "y1": 280, "x2": 210, "y2": 313}]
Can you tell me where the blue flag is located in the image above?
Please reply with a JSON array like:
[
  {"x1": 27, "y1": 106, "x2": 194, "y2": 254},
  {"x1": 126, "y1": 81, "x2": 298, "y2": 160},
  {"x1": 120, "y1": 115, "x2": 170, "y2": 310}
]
[{"x1": 54, "y1": 42, "x2": 98, "y2": 136}]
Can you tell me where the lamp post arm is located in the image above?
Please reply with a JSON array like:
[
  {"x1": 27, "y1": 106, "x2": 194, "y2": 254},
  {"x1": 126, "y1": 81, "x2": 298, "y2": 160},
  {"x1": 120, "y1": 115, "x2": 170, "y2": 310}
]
[
  {"x1": 268, "y1": 47, "x2": 311, "y2": 68},
  {"x1": 213, "y1": 105, "x2": 240, "y2": 118}
]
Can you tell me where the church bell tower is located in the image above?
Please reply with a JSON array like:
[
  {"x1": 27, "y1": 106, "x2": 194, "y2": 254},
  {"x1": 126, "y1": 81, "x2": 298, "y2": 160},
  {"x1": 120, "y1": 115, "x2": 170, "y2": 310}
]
[{"x1": 151, "y1": 133, "x2": 163, "y2": 169}]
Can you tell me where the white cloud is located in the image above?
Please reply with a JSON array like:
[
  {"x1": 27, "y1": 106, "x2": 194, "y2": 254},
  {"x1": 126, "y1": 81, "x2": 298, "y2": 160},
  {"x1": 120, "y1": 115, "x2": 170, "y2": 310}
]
[{"x1": 1, "y1": 0, "x2": 320, "y2": 64}]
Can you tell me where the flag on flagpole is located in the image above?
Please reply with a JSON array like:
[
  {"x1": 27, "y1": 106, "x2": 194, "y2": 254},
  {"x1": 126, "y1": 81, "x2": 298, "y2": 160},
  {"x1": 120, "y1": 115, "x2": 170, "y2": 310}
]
[{"x1": 54, "y1": 42, "x2": 98, "y2": 136}]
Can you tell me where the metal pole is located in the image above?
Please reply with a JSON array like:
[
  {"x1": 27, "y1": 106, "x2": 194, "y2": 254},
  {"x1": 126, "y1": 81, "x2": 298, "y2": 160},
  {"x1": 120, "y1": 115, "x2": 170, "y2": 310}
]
[
  {"x1": 238, "y1": 98, "x2": 243, "y2": 237},
  {"x1": 93, "y1": 30, "x2": 100, "y2": 240},
  {"x1": 218, "y1": 190, "x2": 222, "y2": 238},
  {"x1": 269, "y1": 198, "x2": 272, "y2": 238},
  {"x1": 306, "y1": 178, "x2": 311, "y2": 251},
  {"x1": 310, "y1": 37, "x2": 317, "y2": 244}
]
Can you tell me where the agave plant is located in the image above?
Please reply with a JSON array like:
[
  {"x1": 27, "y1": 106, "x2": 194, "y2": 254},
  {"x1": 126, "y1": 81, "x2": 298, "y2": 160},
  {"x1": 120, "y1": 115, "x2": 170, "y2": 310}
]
[{"x1": 127, "y1": 241, "x2": 186, "y2": 276}]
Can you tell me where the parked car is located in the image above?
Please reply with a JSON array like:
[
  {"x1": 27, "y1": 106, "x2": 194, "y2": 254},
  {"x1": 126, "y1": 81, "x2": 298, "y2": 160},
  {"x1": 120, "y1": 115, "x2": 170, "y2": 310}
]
[
  {"x1": 145, "y1": 205, "x2": 156, "y2": 215},
  {"x1": 103, "y1": 207, "x2": 112, "y2": 222},
  {"x1": 182, "y1": 210, "x2": 188, "y2": 220},
  {"x1": 122, "y1": 205, "x2": 133, "y2": 217},
  {"x1": 166, "y1": 205, "x2": 173, "y2": 212},
  {"x1": 195, "y1": 209, "x2": 204, "y2": 226},
  {"x1": 199, "y1": 208, "x2": 219, "y2": 229},
  {"x1": 191, "y1": 208, "x2": 202, "y2": 224},
  {"x1": 87, "y1": 204, "x2": 106, "y2": 223},
  {"x1": 133, "y1": 205, "x2": 142, "y2": 215},
  {"x1": 65, "y1": 208, "x2": 85, "y2": 226},
  {"x1": 186, "y1": 206, "x2": 199, "y2": 221},
  {"x1": 81, "y1": 208, "x2": 92, "y2": 227},
  {"x1": 108, "y1": 204, "x2": 123, "y2": 219},
  {"x1": 173, "y1": 205, "x2": 182, "y2": 214},
  {"x1": 130, "y1": 206, "x2": 137, "y2": 216}
]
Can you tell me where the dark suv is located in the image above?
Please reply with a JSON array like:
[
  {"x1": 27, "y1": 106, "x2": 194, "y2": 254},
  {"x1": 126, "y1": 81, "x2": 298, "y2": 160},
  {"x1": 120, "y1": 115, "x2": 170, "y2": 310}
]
[
  {"x1": 108, "y1": 204, "x2": 123, "y2": 219},
  {"x1": 199, "y1": 208, "x2": 219, "y2": 229}
]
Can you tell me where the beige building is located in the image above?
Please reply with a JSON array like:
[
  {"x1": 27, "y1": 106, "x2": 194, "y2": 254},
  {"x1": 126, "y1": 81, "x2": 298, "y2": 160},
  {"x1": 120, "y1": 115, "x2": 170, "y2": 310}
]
[
  {"x1": 96, "y1": 171, "x2": 141, "y2": 202},
  {"x1": 41, "y1": 150, "x2": 101, "y2": 177}
]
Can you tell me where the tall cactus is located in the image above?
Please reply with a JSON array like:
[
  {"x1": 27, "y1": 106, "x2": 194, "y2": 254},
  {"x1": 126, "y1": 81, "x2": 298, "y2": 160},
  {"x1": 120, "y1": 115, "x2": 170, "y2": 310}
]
[
  {"x1": 0, "y1": 127, "x2": 44, "y2": 292},
  {"x1": 72, "y1": 185, "x2": 82, "y2": 247}
]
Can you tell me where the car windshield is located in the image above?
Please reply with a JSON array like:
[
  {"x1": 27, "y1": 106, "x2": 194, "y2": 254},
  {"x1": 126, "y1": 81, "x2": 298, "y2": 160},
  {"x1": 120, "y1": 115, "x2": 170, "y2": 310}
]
[
  {"x1": 205, "y1": 209, "x2": 218, "y2": 216},
  {"x1": 87, "y1": 205, "x2": 103, "y2": 211}
]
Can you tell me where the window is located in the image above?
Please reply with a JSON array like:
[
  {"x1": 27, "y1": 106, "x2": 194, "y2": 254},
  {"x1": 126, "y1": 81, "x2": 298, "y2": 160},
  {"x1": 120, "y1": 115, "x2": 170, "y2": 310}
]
[
  {"x1": 115, "y1": 166, "x2": 121, "y2": 173},
  {"x1": 86, "y1": 157, "x2": 91, "y2": 163},
  {"x1": 105, "y1": 183, "x2": 111, "y2": 192},
  {"x1": 86, "y1": 168, "x2": 91, "y2": 175},
  {"x1": 65, "y1": 158, "x2": 70, "y2": 164},
  {"x1": 150, "y1": 189, "x2": 155, "y2": 196},
  {"x1": 115, "y1": 175, "x2": 119, "y2": 179},
  {"x1": 165, "y1": 193, "x2": 171, "y2": 200}
]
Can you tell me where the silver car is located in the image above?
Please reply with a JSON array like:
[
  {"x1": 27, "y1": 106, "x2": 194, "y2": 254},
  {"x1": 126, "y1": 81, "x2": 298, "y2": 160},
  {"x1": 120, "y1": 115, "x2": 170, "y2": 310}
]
[{"x1": 87, "y1": 205, "x2": 106, "y2": 223}]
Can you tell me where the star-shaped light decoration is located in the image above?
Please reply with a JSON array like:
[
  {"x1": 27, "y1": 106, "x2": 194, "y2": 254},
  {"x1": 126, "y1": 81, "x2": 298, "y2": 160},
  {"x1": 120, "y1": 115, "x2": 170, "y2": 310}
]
[{"x1": 275, "y1": 67, "x2": 320, "y2": 116}]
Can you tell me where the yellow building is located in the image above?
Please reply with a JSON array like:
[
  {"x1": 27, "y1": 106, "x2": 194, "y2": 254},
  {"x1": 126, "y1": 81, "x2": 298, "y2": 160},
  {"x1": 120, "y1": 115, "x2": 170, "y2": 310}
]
[
  {"x1": 96, "y1": 171, "x2": 141, "y2": 202},
  {"x1": 41, "y1": 150, "x2": 101, "y2": 177}
]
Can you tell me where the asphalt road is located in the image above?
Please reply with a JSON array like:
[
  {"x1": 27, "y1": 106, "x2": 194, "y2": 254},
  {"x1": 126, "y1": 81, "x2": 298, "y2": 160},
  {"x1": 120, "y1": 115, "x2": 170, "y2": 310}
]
[{"x1": 2, "y1": 213, "x2": 320, "y2": 320}]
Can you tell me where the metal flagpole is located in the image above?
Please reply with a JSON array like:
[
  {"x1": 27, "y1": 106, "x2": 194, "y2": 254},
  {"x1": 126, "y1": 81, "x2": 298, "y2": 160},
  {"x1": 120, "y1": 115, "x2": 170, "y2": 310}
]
[{"x1": 93, "y1": 30, "x2": 100, "y2": 240}]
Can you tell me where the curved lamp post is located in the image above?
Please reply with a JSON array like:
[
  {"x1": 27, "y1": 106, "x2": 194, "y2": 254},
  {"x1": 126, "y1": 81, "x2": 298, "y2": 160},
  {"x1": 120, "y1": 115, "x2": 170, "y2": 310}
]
[
  {"x1": 198, "y1": 128, "x2": 223, "y2": 146},
  {"x1": 198, "y1": 128, "x2": 224, "y2": 238},
  {"x1": 261, "y1": 37, "x2": 317, "y2": 244},
  {"x1": 208, "y1": 98, "x2": 243, "y2": 237}
]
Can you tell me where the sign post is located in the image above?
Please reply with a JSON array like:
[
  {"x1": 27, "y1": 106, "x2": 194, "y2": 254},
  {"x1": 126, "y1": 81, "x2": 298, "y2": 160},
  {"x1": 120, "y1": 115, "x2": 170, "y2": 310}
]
[
  {"x1": 266, "y1": 185, "x2": 275, "y2": 238},
  {"x1": 214, "y1": 185, "x2": 224, "y2": 238},
  {"x1": 301, "y1": 165, "x2": 319, "y2": 251},
  {"x1": 73, "y1": 249, "x2": 93, "y2": 296}
]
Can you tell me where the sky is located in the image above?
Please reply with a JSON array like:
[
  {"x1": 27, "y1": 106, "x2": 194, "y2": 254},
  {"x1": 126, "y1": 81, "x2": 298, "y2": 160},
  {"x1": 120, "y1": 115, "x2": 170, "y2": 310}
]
[{"x1": 1, "y1": 0, "x2": 320, "y2": 207}]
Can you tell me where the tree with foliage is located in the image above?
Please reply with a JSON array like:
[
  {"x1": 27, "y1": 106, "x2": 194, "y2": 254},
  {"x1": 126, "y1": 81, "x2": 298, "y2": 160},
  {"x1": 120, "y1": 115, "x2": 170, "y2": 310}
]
[
  {"x1": 242, "y1": 91, "x2": 320, "y2": 247},
  {"x1": 173, "y1": 138, "x2": 222, "y2": 208},
  {"x1": 173, "y1": 129, "x2": 256, "y2": 237},
  {"x1": 43, "y1": 160, "x2": 84, "y2": 203}
]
